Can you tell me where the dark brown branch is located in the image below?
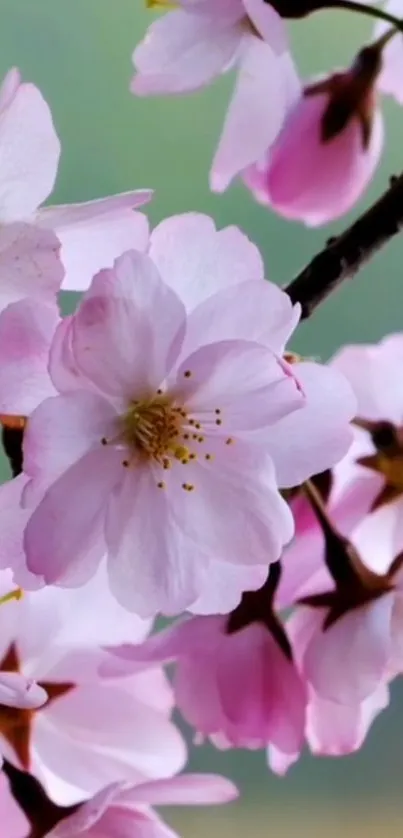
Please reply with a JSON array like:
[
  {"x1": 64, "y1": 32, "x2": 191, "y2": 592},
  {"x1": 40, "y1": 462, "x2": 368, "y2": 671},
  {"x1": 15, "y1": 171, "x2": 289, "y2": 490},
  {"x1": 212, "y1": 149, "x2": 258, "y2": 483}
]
[
  {"x1": 284, "y1": 172, "x2": 403, "y2": 319},
  {"x1": 2, "y1": 426, "x2": 24, "y2": 477},
  {"x1": 3, "y1": 761, "x2": 77, "y2": 838}
]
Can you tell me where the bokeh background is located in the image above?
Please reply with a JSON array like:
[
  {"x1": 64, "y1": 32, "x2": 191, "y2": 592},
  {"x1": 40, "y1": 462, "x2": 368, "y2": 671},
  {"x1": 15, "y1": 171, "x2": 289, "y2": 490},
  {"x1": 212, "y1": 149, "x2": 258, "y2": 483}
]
[{"x1": 1, "y1": 1, "x2": 403, "y2": 835}]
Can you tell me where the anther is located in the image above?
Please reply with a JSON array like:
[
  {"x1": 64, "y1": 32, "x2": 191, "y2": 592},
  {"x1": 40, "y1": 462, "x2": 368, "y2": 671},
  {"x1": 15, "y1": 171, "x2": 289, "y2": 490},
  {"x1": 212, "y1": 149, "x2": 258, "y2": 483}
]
[
  {"x1": 184, "y1": 370, "x2": 192, "y2": 378},
  {"x1": 157, "y1": 481, "x2": 166, "y2": 489},
  {"x1": 101, "y1": 437, "x2": 108, "y2": 446},
  {"x1": 226, "y1": 437, "x2": 234, "y2": 445},
  {"x1": 122, "y1": 459, "x2": 130, "y2": 468},
  {"x1": 215, "y1": 419, "x2": 222, "y2": 426},
  {"x1": 195, "y1": 422, "x2": 201, "y2": 430},
  {"x1": 205, "y1": 453, "x2": 213, "y2": 461},
  {"x1": 215, "y1": 409, "x2": 221, "y2": 415}
]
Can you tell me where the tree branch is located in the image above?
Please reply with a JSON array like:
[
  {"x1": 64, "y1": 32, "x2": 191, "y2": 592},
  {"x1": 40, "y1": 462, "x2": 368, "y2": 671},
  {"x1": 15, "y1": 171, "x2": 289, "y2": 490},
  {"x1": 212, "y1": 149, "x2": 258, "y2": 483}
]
[
  {"x1": 3, "y1": 761, "x2": 77, "y2": 838},
  {"x1": 284, "y1": 172, "x2": 403, "y2": 319}
]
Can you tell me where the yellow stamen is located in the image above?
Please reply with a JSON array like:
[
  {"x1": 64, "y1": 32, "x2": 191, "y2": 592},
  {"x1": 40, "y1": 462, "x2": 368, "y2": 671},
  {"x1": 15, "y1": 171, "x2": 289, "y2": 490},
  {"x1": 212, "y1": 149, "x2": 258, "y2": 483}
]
[{"x1": 0, "y1": 588, "x2": 23, "y2": 607}]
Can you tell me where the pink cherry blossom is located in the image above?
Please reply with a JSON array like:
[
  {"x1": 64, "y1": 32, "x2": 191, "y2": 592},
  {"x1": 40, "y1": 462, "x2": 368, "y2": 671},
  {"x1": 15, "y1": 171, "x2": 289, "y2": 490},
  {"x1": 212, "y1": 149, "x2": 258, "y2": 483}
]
[
  {"x1": 104, "y1": 603, "x2": 307, "y2": 763},
  {"x1": 0, "y1": 67, "x2": 151, "y2": 293},
  {"x1": 131, "y1": 1, "x2": 300, "y2": 191},
  {"x1": 243, "y1": 50, "x2": 384, "y2": 225},
  {"x1": 46, "y1": 774, "x2": 238, "y2": 838},
  {"x1": 14, "y1": 210, "x2": 356, "y2": 615},
  {"x1": 0, "y1": 567, "x2": 185, "y2": 806}
]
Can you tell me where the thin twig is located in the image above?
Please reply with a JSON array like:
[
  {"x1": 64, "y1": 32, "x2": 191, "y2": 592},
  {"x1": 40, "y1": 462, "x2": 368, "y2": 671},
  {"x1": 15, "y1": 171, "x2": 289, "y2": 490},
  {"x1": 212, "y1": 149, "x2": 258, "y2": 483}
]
[{"x1": 284, "y1": 172, "x2": 403, "y2": 319}]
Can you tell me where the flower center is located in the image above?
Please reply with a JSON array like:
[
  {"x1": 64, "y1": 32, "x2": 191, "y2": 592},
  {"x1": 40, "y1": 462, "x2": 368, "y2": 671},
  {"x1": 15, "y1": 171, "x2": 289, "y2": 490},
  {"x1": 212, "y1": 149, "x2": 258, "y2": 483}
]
[{"x1": 121, "y1": 394, "x2": 192, "y2": 466}]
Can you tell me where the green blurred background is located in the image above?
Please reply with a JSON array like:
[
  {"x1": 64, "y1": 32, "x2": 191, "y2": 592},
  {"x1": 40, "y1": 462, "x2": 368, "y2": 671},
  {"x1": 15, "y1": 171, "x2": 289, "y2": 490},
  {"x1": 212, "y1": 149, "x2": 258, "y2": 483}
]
[{"x1": 1, "y1": 1, "x2": 403, "y2": 835}]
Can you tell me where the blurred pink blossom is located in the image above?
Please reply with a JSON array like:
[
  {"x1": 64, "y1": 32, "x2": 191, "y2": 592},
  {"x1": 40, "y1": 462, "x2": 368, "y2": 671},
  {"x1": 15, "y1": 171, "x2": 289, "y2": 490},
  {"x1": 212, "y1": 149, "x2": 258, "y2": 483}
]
[
  {"x1": 46, "y1": 773, "x2": 238, "y2": 838},
  {"x1": 243, "y1": 45, "x2": 385, "y2": 224},
  {"x1": 131, "y1": 0, "x2": 300, "y2": 191},
  {"x1": 0, "y1": 67, "x2": 151, "y2": 293},
  {"x1": 104, "y1": 607, "x2": 307, "y2": 766},
  {"x1": 0, "y1": 567, "x2": 185, "y2": 806}
]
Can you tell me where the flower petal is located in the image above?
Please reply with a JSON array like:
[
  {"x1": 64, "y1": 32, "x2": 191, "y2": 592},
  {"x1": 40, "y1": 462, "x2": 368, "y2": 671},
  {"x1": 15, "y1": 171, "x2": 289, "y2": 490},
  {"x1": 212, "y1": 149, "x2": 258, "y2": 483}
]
[
  {"x1": 121, "y1": 773, "x2": 238, "y2": 806},
  {"x1": 71, "y1": 251, "x2": 186, "y2": 399},
  {"x1": 0, "y1": 76, "x2": 60, "y2": 221},
  {"x1": 303, "y1": 595, "x2": 395, "y2": 703},
  {"x1": 0, "y1": 299, "x2": 57, "y2": 416},
  {"x1": 148, "y1": 213, "x2": 264, "y2": 311},
  {"x1": 24, "y1": 447, "x2": 122, "y2": 584},
  {"x1": 211, "y1": 39, "x2": 300, "y2": 191},
  {"x1": 37, "y1": 192, "x2": 151, "y2": 292},
  {"x1": 0, "y1": 222, "x2": 63, "y2": 313},
  {"x1": 131, "y1": 9, "x2": 242, "y2": 95},
  {"x1": 260, "y1": 361, "x2": 356, "y2": 488}
]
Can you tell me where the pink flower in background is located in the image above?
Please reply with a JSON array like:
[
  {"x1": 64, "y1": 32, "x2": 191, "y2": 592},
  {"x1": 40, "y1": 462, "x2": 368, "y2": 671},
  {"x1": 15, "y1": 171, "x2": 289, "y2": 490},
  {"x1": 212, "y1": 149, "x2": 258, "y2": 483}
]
[
  {"x1": 373, "y1": 0, "x2": 403, "y2": 105},
  {"x1": 0, "y1": 567, "x2": 185, "y2": 805},
  {"x1": 0, "y1": 67, "x2": 152, "y2": 293},
  {"x1": 105, "y1": 591, "x2": 307, "y2": 765},
  {"x1": 243, "y1": 45, "x2": 384, "y2": 225},
  {"x1": 131, "y1": 0, "x2": 300, "y2": 191},
  {"x1": 46, "y1": 774, "x2": 238, "y2": 838}
]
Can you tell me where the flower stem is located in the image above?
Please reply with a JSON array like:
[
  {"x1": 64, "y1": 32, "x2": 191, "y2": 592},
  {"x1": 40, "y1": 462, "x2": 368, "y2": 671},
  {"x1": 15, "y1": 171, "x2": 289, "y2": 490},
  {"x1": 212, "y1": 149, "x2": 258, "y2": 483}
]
[{"x1": 284, "y1": 172, "x2": 403, "y2": 319}]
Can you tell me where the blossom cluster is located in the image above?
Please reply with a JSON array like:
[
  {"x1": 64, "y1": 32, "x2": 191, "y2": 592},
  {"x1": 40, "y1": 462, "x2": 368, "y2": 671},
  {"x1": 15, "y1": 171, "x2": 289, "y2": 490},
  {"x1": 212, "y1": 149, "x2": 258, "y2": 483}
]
[{"x1": 0, "y1": 0, "x2": 403, "y2": 833}]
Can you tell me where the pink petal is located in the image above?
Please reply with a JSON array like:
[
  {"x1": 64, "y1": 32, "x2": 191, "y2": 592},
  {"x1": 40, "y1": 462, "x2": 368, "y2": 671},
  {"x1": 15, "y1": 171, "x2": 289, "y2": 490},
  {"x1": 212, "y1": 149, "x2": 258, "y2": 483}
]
[
  {"x1": 37, "y1": 192, "x2": 152, "y2": 292},
  {"x1": 23, "y1": 390, "x2": 119, "y2": 480},
  {"x1": 45, "y1": 784, "x2": 125, "y2": 836},
  {"x1": 24, "y1": 447, "x2": 122, "y2": 584},
  {"x1": 261, "y1": 361, "x2": 356, "y2": 488},
  {"x1": 264, "y1": 92, "x2": 384, "y2": 226},
  {"x1": 36, "y1": 684, "x2": 186, "y2": 797},
  {"x1": 211, "y1": 37, "x2": 300, "y2": 191},
  {"x1": 121, "y1": 773, "x2": 238, "y2": 806},
  {"x1": 0, "y1": 222, "x2": 63, "y2": 312},
  {"x1": 352, "y1": 497, "x2": 403, "y2": 576},
  {"x1": 131, "y1": 9, "x2": 242, "y2": 95},
  {"x1": 183, "y1": 279, "x2": 300, "y2": 357},
  {"x1": 71, "y1": 251, "x2": 186, "y2": 399},
  {"x1": 0, "y1": 299, "x2": 57, "y2": 416},
  {"x1": 307, "y1": 683, "x2": 389, "y2": 756},
  {"x1": 332, "y1": 338, "x2": 403, "y2": 424},
  {"x1": 168, "y1": 443, "x2": 294, "y2": 567},
  {"x1": 105, "y1": 467, "x2": 208, "y2": 616},
  {"x1": 148, "y1": 213, "x2": 264, "y2": 311},
  {"x1": 0, "y1": 672, "x2": 47, "y2": 709},
  {"x1": 303, "y1": 595, "x2": 395, "y2": 703},
  {"x1": 172, "y1": 340, "x2": 304, "y2": 431},
  {"x1": 0, "y1": 474, "x2": 43, "y2": 590},
  {"x1": 0, "y1": 76, "x2": 60, "y2": 221},
  {"x1": 189, "y1": 560, "x2": 267, "y2": 615},
  {"x1": 242, "y1": 0, "x2": 288, "y2": 51}
]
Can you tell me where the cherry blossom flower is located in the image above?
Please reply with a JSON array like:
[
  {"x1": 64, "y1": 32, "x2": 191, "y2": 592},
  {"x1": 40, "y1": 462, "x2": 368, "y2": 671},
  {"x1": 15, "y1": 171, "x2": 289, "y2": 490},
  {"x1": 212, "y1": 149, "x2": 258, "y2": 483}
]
[
  {"x1": 104, "y1": 565, "x2": 307, "y2": 767},
  {"x1": 0, "y1": 67, "x2": 151, "y2": 293},
  {"x1": 46, "y1": 774, "x2": 238, "y2": 838},
  {"x1": 0, "y1": 567, "x2": 185, "y2": 806},
  {"x1": 13, "y1": 209, "x2": 356, "y2": 615},
  {"x1": 243, "y1": 42, "x2": 385, "y2": 225},
  {"x1": 131, "y1": 0, "x2": 300, "y2": 191},
  {"x1": 0, "y1": 215, "x2": 354, "y2": 612}
]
